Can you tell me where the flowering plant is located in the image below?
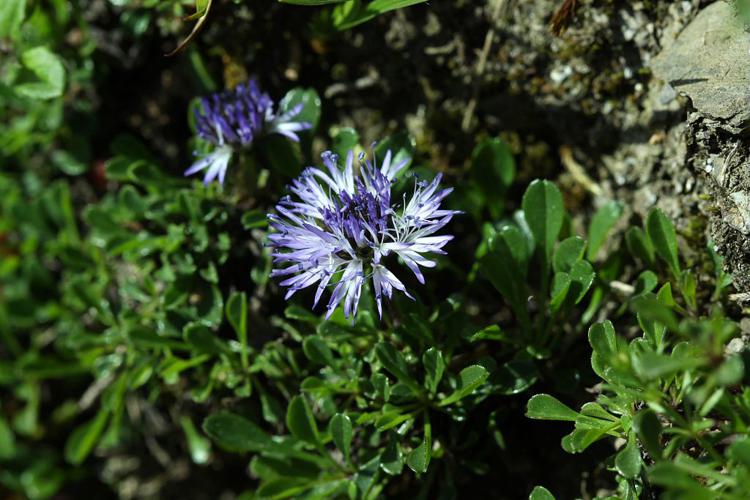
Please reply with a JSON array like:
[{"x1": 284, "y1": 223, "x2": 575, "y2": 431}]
[
  {"x1": 269, "y1": 149, "x2": 458, "y2": 319},
  {"x1": 185, "y1": 80, "x2": 311, "y2": 185}
]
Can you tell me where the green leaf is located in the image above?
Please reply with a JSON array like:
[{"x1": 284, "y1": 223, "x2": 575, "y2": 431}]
[
  {"x1": 579, "y1": 402, "x2": 617, "y2": 422},
  {"x1": 251, "y1": 455, "x2": 321, "y2": 481},
  {"x1": 375, "y1": 131, "x2": 414, "y2": 172},
  {"x1": 128, "y1": 327, "x2": 189, "y2": 351},
  {"x1": 634, "y1": 270, "x2": 658, "y2": 295},
  {"x1": 203, "y1": 412, "x2": 272, "y2": 452},
  {"x1": 568, "y1": 260, "x2": 595, "y2": 304},
  {"x1": 285, "y1": 305, "x2": 319, "y2": 322},
  {"x1": 422, "y1": 348, "x2": 445, "y2": 394},
  {"x1": 679, "y1": 270, "x2": 698, "y2": 310},
  {"x1": 354, "y1": 455, "x2": 380, "y2": 495},
  {"x1": 561, "y1": 427, "x2": 608, "y2": 453},
  {"x1": 9, "y1": 458, "x2": 63, "y2": 498},
  {"x1": 190, "y1": 0, "x2": 211, "y2": 19},
  {"x1": 52, "y1": 149, "x2": 87, "y2": 176},
  {"x1": 470, "y1": 138, "x2": 516, "y2": 218},
  {"x1": 649, "y1": 462, "x2": 703, "y2": 491},
  {"x1": 406, "y1": 437, "x2": 430, "y2": 473},
  {"x1": 256, "y1": 478, "x2": 312, "y2": 499},
  {"x1": 280, "y1": 0, "x2": 346, "y2": 4},
  {"x1": 615, "y1": 434, "x2": 642, "y2": 479},
  {"x1": 286, "y1": 396, "x2": 320, "y2": 445},
  {"x1": 332, "y1": 127, "x2": 360, "y2": 158},
  {"x1": 439, "y1": 365, "x2": 488, "y2": 406},
  {"x1": 374, "y1": 412, "x2": 413, "y2": 432},
  {"x1": 367, "y1": 0, "x2": 427, "y2": 14},
  {"x1": 280, "y1": 88, "x2": 321, "y2": 131},
  {"x1": 375, "y1": 342, "x2": 417, "y2": 390},
  {"x1": 587, "y1": 201, "x2": 622, "y2": 260},
  {"x1": 550, "y1": 272, "x2": 571, "y2": 311},
  {"x1": 553, "y1": 236, "x2": 586, "y2": 273},
  {"x1": 529, "y1": 486, "x2": 556, "y2": 500},
  {"x1": 526, "y1": 394, "x2": 578, "y2": 421},
  {"x1": 332, "y1": 0, "x2": 428, "y2": 30},
  {"x1": 300, "y1": 376, "x2": 326, "y2": 393},
  {"x1": 575, "y1": 413, "x2": 617, "y2": 432},
  {"x1": 226, "y1": 292, "x2": 248, "y2": 336},
  {"x1": 646, "y1": 208, "x2": 680, "y2": 275},
  {"x1": 671, "y1": 454, "x2": 734, "y2": 485},
  {"x1": 468, "y1": 324, "x2": 512, "y2": 343},
  {"x1": 371, "y1": 373, "x2": 391, "y2": 402},
  {"x1": 632, "y1": 350, "x2": 704, "y2": 381},
  {"x1": 0, "y1": 0, "x2": 25, "y2": 39},
  {"x1": 259, "y1": 390, "x2": 285, "y2": 426},
  {"x1": 329, "y1": 413, "x2": 353, "y2": 462},
  {"x1": 14, "y1": 47, "x2": 66, "y2": 100},
  {"x1": 631, "y1": 295, "x2": 679, "y2": 333},
  {"x1": 165, "y1": 0, "x2": 213, "y2": 55},
  {"x1": 522, "y1": 180, "x2": 564, "y2": 258},
  {"x1": 0, "y1": 416, "x2": 15, "y2": 459},
  {"x1": 226, "y1": 291, "x2": 249, "y2": 369},
  {"x1": 264, "y1": 133, "x2": 304, "y2": 178},
  {"x1": 380, "y1": 438, "x2": 404, "y2": 475},
  {"x1": 64, "y1": 408, "x2": 110, "y2": 465},
  {"x1": 303, "y1": 336, "x2": 335, "y2": 366},
  {"x1": 708, "y1": 241, "x2": 733, "y2": 298},
  {"x1": 180, "y1": 416, "x2": 211, "y2": 464},
  {"x1": 728, "y1": 438, "x2": 750, "y2": 467},
  {"x1": 633, "y1": 409, "x2": 662, "y2": 460},
  {"x1": 625, "y1": 226, "x2": 655, "y2": 265},
  {"x1": 716, "y1": 355, "x2": 744, "y2": 386},
  {"x1": 656, "y1": 282, "x2": 676, "y2": 307},
  {"x1": 184, "y1": 323, "x2": 227, "y2": 356},
  {"x1": 493, "y1": 359, "x2": 539, "y2": 395},
  {"x1": 505, "y1": 223, "x2": 534, "y2": 270},
  {"x1": 739, "y1": 0, "x2": 750, "y2": 23},
  {"x1": 483, "y1": 225, "x2": 531, "y2": 287},
  {"x1": 241, "y1": 210, "x2": 268, "y2": 229},
  {"x1": 480, "y1": 226, "x2": 531, "y2": 333},
  {"x1": 588, "y1": 321, "x2": 617, "y2": 361}
]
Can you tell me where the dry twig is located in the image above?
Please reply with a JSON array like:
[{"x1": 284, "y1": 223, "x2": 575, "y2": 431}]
[{"x1": 550, "y1": 0, "x2": 580, "y2": 35}]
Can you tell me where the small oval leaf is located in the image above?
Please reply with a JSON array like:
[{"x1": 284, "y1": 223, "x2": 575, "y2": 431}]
[
  {"x1": 646, "y1": 208, "x2": 680, "y2": 275},
  {"x1": 203, "y1": 412, "x2": 272, "y2": 452},
  {"x1": 587, "y1": 201, "x2": 622, "y2": 260},
  {"x1": 286, "y1": 396, "x2": 320, "y2": 445},
  {"x1": 522, "y1": 180, "x2": 564, "y2": 258},
  {"x1": 615, "y1": 434, "x2": 642, "y2": 479},
  {"x1": 439, "y1": 365, "x2": 489, "y2": 406},
  {"x1": 329, "y1": 413, "x2": 353, "y2": 462},
  {"x1": 526, "y1": 394, "x2": 578, "y2": 421}
]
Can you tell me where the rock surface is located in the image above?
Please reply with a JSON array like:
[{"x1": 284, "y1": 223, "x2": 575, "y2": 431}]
[
  {"x1": 651, "y1": 1, "x2": 750, "y2": 127},
  {"x1": 653, "y1": 1, "x2": 750, "y2": 292}
]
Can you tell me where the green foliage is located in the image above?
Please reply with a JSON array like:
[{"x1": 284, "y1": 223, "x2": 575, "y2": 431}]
[
  {"x1": 587, "y1": 201, "x2": 623, "y2": 261},
  {"x1": 14, "y1": 47, "x2": 66, "y2": 100},
  {"x1": 281, "y1": 0, "x2": 428, "y2": 30},
  {"x1": 470, "y1": 137, "x2": 515, "y2": 219},
  {"x1": 529, "y1": 486, "x2": 556, "y2": 500},
  {"x1": 526, "y1": 211, "x2": 748, "y2": 499},
  {"x1": 736, "y1": 0, "x2": 750, "y2": 24},
  {"x1": 0, "y1": 1, "x2": 746, "y2": 498},
  {"x1": 479, "y1": 180, "x2": 611, "y2": 357},
  {"x1": 0, "y1": 0, "x2": 26, "y2": 38}
]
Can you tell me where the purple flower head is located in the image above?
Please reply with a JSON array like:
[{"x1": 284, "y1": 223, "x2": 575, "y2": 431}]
[
  {"x1": 268, "y1": 147, "x2": 459, "y2": 320},
  {"x1": 185, "y1": 80, "x2": 312, "y2": 185}
]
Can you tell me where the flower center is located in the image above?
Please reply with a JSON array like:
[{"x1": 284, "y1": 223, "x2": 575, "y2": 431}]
[{"x1": 323, "y1": 182, "x2": 391, "y2": 252}]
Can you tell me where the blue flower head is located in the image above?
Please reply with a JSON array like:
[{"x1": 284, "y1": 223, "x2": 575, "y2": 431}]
[
  {"x1": 185, "y1": 80, "x2": 311, "y2": 185},
  {"x1": 268, "y1": 148, "x2": 459, "y2": 320}
]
